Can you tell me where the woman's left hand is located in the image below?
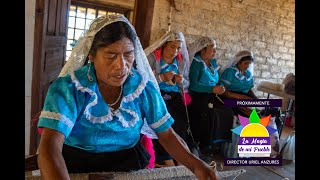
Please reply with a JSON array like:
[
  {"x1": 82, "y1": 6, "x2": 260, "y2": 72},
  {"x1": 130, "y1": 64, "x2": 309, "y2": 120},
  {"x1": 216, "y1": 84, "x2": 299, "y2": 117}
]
[
  {"x1": 213, "y1": 85, "x2": 225, "y2": 95},
  {"x1": 157, "y1": 128, "x2": 218, "y2": 179},
  {"x1": 173, "y1": 74, "x2": 183, "y2": 84},
  {"x1": 193, "y1": 161, "x2": 218, "y2": 180}
]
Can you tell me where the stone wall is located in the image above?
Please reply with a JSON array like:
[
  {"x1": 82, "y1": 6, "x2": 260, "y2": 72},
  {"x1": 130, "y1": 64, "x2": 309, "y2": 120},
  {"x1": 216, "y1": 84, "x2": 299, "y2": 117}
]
[{"x1": 150, "y1": 0, "x2": 295, "y2": 98}]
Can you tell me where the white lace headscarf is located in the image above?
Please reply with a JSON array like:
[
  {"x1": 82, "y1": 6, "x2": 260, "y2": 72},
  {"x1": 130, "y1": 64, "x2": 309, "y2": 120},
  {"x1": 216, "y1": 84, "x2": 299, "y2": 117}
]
[
  {"x1": 144, "y1": 30, "x2": 188, "y2": 59},
  {"x1": 144, "y1": 30, "x2": 190, "y2": 92},
  {"x1": 59, "y1": 14, "x2": 159, "y2": 139},
  {"x1": 59, "y1": 14, "x2": 159, "y2": 91},
  {"x1": 186, "y1": 36, "x2": 216, "y2": 64},
  {"x1": 220, "y1": 50, "x2": 255, "y2": 75}
]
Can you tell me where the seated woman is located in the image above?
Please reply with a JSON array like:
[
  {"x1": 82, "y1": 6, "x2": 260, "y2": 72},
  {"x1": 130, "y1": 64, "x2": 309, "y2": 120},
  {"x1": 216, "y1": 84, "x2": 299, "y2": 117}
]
[
  {"x1": 219, "y1": 50, "x2": 258, "y2": 117},
  {"x1": 34, "y1": 15, "x2": 216, "y2": 180},
  {"x1": 144, "y1": 31, "x2": 191, "y2": 167},
  {"x1": 187, "y1": 36, "x2": 234, "y2": 153}
]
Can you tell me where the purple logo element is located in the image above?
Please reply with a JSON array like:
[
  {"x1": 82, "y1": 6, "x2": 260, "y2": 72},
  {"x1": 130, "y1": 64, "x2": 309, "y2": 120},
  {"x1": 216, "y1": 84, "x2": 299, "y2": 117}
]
[{"x1": 224, "y1": 99, "x2": 282, "y2": 107}]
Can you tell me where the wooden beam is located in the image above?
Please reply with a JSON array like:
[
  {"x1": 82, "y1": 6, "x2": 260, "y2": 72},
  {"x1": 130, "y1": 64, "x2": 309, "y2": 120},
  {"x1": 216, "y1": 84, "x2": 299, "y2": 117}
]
[
  {"x1": 72, "y1": 0, "x2": 135, "y2": 10},
  {"x1": 133, "y1": 0, "x2": 155, "y2": 49}
]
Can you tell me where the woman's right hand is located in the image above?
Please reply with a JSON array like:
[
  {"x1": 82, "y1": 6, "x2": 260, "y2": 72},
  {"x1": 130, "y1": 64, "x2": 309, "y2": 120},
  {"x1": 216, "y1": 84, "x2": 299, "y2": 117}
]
[
  {"x1": 161, "y1": 71, "x2": 175, "y2": 81},
  {"x1": 193, "y1": 160, "x2": 218, "y2": 180},
  {"x1": 213, "y1": 85, "x2": 225, "y2": 95},
  {"x1": 38, "y1": 128, "x2": 70, "y2": 180}
]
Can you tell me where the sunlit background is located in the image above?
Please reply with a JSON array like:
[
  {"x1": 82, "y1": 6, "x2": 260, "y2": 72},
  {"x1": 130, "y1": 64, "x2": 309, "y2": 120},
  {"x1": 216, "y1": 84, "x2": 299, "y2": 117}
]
[{"x1": 66, "y1": 5, "x2": 123, "y2": 60}]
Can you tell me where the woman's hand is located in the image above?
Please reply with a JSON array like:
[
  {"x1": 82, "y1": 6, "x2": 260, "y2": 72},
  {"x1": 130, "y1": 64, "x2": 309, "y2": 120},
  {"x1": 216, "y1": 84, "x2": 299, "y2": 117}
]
[
  {"x1": 157, "y1": 128, "x2": 218, "y2": 180},
  {"x1": 213, "y1": 85, "x2": 225, "y2": 95},
  {"x1": 161, "y1": 71, "x2": 175, "y2": 81},
  {"x1": 193, "y1": 161, "x2": 218, "y2": 180},
  {"x1": 38, "y1": 128, "x2": 70, "y2": 180},
  {"x1": 173, "y1": 74, "x2": 183, "y2": 84}
]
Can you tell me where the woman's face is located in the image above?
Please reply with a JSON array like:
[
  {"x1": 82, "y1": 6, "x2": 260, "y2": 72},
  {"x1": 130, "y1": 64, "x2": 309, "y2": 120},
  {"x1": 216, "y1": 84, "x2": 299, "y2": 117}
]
[
  {"x1": 200, "y1": 44, "x2": 216, "y2": 61},
  {"x1": 162, "y1": 40, "x2": 182, "y2": 61},
  {"x1": 237, "y1": 59, "x2": 252, "y2": 72},
  {"x1": 90, "y1": 37, "x2": 135, "y2": 86}
]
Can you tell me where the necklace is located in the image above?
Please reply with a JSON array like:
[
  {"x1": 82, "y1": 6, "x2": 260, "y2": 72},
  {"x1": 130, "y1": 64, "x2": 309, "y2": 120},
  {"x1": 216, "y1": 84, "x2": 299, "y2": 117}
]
[{"x1": 107, "y1": 85, "x2": 123, "y2": 107}]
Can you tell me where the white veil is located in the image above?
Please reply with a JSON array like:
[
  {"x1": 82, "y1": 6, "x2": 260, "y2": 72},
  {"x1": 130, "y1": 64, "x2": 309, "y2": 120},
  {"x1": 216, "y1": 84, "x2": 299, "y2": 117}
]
[
  {"x1": 186, "y1": 36, "x2": 216, "y2": 63},
  {"x1": 59, "y1": 14, "x2": 159, "y2": 92},
  {"x1": 144, "y1": 30, "x2": 190, "y2": 92},
  {"x1": 220, "y1": 50, "x2": 254, "y2": 75},
  {"x1": 59, "y1": 14, "x2": 159, "y2": 139},
  {"x1": 144, "y1": 30, "x2": 189, "y2": 60}
]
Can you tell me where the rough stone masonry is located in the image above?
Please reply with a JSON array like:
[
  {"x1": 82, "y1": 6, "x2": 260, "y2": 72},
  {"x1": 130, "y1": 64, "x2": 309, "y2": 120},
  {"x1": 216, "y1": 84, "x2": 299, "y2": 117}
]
[{"x1": 149, "y1": 0, "x2": 295, "y2": 98}]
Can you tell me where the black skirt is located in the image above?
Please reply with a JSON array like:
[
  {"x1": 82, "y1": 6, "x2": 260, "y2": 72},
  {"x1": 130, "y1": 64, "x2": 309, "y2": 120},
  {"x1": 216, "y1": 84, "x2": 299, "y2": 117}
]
[
  {"x1": 152, "y1": 90, "x2": 189, "y2": 164},
  {"x1": 160, "y1": 90, "x2": 188, "y2": 140},
  {"x1": 62, "y1": 141, "x2": 150, "y2": 173},
  {"x1": 188, "y1": 91, "x2": 234, "y2": 148}
]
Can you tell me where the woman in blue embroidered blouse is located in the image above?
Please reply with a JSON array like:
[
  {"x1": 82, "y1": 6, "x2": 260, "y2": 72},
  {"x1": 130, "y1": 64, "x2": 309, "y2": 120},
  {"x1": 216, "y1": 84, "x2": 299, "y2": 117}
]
[
  {"x1": 144, "y1": 31, "x2": 192, "y2": 167},
  {"x1": 36, "y1": 15, "x2": 217, "y2": 180},
  {"x1": 220, "y1": 50, "x2": 258, "y2": 117},
  {"x1": 187, "y1": 36, "x2": 233, "y2": 152}
]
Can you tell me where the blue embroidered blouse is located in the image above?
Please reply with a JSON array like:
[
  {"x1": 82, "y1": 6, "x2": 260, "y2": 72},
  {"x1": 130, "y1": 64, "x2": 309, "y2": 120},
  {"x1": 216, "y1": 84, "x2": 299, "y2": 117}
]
[
  {"x1": 188, "y1": 55, "x2": 220, "y2": 93},
  {"x1": 38, "y1": 64, "x2": 174, "y2": 153},
  {"x1": 220, "y1": 65, "x2": 254, "y2": 93},
  {"x1": 158, "y1": 58, "x2": 180, "y2": 93}
]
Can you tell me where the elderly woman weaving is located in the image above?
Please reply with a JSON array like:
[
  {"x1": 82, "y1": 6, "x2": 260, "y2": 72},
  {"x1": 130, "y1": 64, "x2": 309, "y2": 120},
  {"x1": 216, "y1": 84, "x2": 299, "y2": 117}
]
[
  {"x1": 187, "y1": 36, "x2": 233, "y2": 154},
  {"x1": 144, "y1": 31, "x2": 192, "y2": 167},
  {"x1": 36, "y1": 15, "x2": 217, "y2": 180},
  {"x1": 220, "y1": 50, "x2": 257, "y2": 117}
]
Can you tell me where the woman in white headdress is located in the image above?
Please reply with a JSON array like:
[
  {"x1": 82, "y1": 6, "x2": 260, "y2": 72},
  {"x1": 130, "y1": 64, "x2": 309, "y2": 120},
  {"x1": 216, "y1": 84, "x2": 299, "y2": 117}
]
[
  {"x1": 36, "y1": 15, "x2": 216, "y2": 179},
  {"x1": 187, "y1": 36, "x2": 233, "y2": 153},
  {"x1": 144, "y1": 31, "x2": 192, "y2": 167},
  {"x1": 220, "y1": 50, "x2": 257, "y2": 117}
]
